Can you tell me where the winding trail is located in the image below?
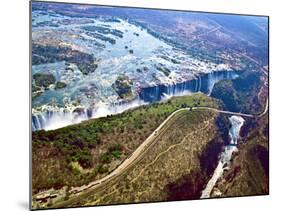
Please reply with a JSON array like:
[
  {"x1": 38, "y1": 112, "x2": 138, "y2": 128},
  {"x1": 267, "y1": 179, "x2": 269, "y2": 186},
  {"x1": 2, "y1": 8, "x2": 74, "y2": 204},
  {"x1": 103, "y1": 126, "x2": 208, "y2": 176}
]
[
  {"x1": 47, "y1": 66, "x2": 269, "y2": 207},
  {"x1": 55, "y1": 95, "x2": 268, "y2": 201}
]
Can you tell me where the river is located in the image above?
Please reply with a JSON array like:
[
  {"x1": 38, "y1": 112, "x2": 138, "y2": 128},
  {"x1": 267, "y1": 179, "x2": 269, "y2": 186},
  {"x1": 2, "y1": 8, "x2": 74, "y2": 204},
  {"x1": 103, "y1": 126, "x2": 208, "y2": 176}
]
[{"x1": 200, "y1": 115, "x2": 245, "y2": 198}]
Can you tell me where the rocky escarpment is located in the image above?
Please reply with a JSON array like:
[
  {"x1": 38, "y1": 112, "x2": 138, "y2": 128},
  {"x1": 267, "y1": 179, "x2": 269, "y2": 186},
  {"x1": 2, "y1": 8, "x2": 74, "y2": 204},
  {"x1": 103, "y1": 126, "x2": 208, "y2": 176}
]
[
  {"x1": 211, "y1": 70, "x2": 263, "y2": 113},
  {"x1": 139, "y1": 70, "x2": 238, "y2": 102},
  {"x1": 210, "y1": 114, "x2": 269, "y2": 197},
  {"x1": 165, "y1": 137, "x2": 224, "y2": 200}
]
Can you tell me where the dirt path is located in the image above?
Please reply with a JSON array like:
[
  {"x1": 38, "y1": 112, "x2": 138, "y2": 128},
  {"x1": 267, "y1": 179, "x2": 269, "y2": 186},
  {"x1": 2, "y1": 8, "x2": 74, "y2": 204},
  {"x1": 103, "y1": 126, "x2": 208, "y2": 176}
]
[
  {"x1": 57, "y1": 102, "x2": 268, "y2": 198},
  {"x1": 48, "y1": 94, "x2": 269, "y2": 208}
]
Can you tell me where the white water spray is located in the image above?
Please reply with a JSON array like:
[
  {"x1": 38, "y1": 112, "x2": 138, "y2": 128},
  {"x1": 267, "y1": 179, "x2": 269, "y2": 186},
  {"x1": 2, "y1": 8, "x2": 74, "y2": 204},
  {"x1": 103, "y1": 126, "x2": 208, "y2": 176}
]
[
  {"x1": 32, "y1": 71, "x2": 238, "y2": 131},
  {"x1": 32, "y1": 98, "x2": 147, "y2": 131}
]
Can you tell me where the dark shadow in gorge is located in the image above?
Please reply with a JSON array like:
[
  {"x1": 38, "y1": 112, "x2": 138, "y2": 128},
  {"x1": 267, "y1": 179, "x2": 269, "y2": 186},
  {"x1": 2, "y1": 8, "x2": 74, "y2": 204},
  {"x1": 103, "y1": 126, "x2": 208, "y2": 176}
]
[{"x1": 164, "y1": 129, "x2": 225, "y2": 200}]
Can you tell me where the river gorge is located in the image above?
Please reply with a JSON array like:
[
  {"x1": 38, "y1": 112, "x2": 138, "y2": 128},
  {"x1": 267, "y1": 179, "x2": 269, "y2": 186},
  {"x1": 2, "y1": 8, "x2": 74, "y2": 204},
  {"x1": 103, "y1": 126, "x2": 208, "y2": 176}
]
[{"x1": 200, "y1": 115, "x2": 245, "y2": 198}]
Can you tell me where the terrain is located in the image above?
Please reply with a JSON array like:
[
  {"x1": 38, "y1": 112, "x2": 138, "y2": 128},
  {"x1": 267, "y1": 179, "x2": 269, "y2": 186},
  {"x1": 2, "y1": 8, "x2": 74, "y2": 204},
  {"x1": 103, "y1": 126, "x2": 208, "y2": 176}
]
[
  {"x1": 48, "y1": 108, "x2": 222, "y2": 208},
  {"x1": 211, "y1": 69, "x2": 265, "y2": 114},
  {"x1": 210, "y1": 113, "x2": 269, "y2": 197},
  {"x1": 32, "y1": 93, "x2": 220, "y2": 207},
  {"x1": 32, "y1": 88, "x2": 268, "y2": 209}
]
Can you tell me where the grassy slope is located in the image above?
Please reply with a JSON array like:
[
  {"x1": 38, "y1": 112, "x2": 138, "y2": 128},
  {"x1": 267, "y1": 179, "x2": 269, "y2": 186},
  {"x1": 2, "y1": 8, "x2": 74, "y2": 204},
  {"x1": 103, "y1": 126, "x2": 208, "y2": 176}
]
[
  {"x1": 211, "y1": 70, "x2": 263, "y2": 114},
  {"x1": 52, "y1": 109, "x2": 220, "y2": 208},
  {"x1": 32, "y1": 93, "x2": 220, "y2": 195}
]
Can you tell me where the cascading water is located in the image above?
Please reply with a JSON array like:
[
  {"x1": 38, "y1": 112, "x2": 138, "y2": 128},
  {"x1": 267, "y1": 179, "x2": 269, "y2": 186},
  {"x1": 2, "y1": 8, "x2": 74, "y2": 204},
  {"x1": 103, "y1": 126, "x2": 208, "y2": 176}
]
[
  {"x1": 139, "y1": 70, "x2": 238, "y2": 102},
  {"x1": 228, "y1": 116, "x2": 245, "y2": 145},
  {"x1": 32, "y1": 98, "x2": 147, "y2": 131},
  {"x1": 32, "y1": 108, "x2": 91, "y2": 131},
  {"x1": 197, "y1": 75, "x2": 202, "y2": 93},
  {"x1": 32, "y1": 70, "x2": 238, "y2": 131},
  {"x1": 200, "y1": 115, "x2": 245, "y2": 198}
]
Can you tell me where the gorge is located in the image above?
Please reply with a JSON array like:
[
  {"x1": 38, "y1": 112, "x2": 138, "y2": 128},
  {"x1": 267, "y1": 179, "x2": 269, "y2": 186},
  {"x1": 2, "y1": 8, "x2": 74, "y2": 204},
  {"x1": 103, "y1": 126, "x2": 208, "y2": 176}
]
[{"x1": 200, "y1": 115, "x2": 245, "y2": 198}]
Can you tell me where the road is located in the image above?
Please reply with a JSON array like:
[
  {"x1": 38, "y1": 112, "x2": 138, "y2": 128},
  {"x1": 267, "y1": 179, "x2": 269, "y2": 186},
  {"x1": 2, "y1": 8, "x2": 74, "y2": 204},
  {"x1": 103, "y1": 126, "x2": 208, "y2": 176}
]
[
  {"x1": 62, "y1": 95, "x2": 268, "y2": 200},
  {"x1": 68, "y1": 107, "x2": 189, "y2": 195},
  {"x1": 49, "y1": 100, "x2": 268, "y2": 208},
  {"x1": 49, "y1": 63, "x2": 269, "y2": 206}
]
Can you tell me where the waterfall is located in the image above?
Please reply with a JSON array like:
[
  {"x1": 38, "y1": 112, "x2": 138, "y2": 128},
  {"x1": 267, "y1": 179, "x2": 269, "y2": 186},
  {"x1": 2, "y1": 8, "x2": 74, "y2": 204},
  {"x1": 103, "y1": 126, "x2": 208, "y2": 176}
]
[
  {"x1": 32, "y1": 70, "x2": 239, "y2": 131},
  {"x1": 32, "y1": 115, "x2": 43, "y2": 131},
  {"x1": 208, "y1": 71, "x2": 216, "y2": 95},
  {"x1": 228, "y1": 116, "x2": 245, "y2": 145},
  {"x1": 206, "y1": 71, "x2": 238, "y2": 95},
  {"x1": 200, "y1": 115, "x2": 244, "y2": 198},
  {"x1": 139, "y1": 70, "x2": 238, "y2": 102},
  {"x1": 32, "y1": 108, "x2": 92, "y2": 131},
  {"x1": 32, "y1": 98, "x2": 147, "y2": 131},
  {"x1": 197, "y1": 75, "x2": 202, "y2": 92}
]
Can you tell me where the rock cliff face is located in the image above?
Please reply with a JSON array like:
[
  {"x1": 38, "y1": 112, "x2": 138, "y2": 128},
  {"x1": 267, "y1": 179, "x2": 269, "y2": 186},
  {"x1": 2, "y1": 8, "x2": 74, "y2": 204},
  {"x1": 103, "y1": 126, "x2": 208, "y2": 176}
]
[
  {"x1": 165, "y1": 137, "x2": 224, "y2": 200},
  {"x1": 32, "y1": 70, "x2": 238, "y2": 131},
  {"x1": 211, "y1": 70, "x2": 263, "y2": 113},
  {"x1": 210, "y1": 114, "x2": 269, "y2": 197},
  {"x1": 139, "y1": 71, "x2": 238, "y2": 102}
]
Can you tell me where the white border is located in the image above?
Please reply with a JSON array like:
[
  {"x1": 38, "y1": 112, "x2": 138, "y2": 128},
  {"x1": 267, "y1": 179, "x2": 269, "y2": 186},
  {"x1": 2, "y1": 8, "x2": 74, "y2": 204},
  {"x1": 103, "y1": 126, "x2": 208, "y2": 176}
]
[{"x1": 1, "y1": 0, "x2": 280, "y2": 211}]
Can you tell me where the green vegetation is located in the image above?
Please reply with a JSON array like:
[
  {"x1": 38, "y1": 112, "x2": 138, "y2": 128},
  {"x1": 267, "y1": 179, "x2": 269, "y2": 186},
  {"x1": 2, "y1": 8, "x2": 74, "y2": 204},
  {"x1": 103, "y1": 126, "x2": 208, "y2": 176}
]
[
  {"x1": 85, "y1": 31, "x2": 116, "y2": 44},
  {"x1": 156, "y1": 65, "x2": 171, "y2": 76},
  {"x1": 112, "y1": 75, "x2": 134, "y2": 99},
  {"x1": 211, "y1": 70, "x2": 263, "y2": 114},
  {"x1": 210, "y1": 80, "x2": 239, "y2": 111},
  {"x1": 136, "y1": 66, "x2": 149, "y2": 73},
  {"x1": 32, "y1": 84, "x2": 41, "y2": 92},
  {"x1": 143, "y1": 66, "x2": 149, "y2": 71},
  {"x1": 77, "y1": 63, "x2": 98, "y2": 75},
  {"x1": 100, "y1": 144, "x2": 123, "y2": 163},
  {"x1": 32, "y1": 93, "x2": 220, "y2": 195},
  {"x1": 32, "y1": 43, "x2": 98, "y2": 75},
  {"x1": 33, "y1": 73, "x2": 56, "y2": 88},
  {"x1": 82, "y1": 25, "x2": 123, "y2": 38},
  {"x1": 171, "y1": 58, "x2": 180, "y2": 64},
  {"x1": 212, "y1": 114, "x2": 269, "y2": 197},
  {"x1": 32, "y1": 83, "x2": 43, "y2": 100},
  {"x1": 55, "y1": 81, "x2": 67, "y2": 90},
  {"x1": 51, "y1": 109, "x2": 220, "y2": 208},
  {"x1": 133, "y1": 32, "x2": 139, "y2": 36}
]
